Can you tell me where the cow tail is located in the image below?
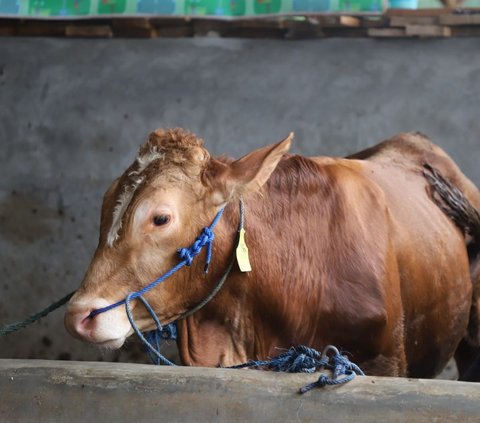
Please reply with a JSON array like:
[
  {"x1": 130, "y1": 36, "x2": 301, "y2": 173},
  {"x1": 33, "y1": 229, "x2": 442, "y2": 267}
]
[
  {"x1": 423, "y1": 163, "x2": 480, "y2": 251},
  {"x1": 423, "y1": 163, "x2": 480, "y2": 348}
]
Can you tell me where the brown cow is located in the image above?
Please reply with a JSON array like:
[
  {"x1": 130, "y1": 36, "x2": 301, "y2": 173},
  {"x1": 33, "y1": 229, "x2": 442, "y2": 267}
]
[{"x1": 65, "y1": 129, "x2": 480, "y2": 379}]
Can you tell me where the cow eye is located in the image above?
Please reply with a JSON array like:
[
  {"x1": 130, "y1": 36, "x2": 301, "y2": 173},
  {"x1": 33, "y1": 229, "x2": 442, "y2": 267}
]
[{"x1": 153, "y1": 215, "x2": 170, "y2": 226}]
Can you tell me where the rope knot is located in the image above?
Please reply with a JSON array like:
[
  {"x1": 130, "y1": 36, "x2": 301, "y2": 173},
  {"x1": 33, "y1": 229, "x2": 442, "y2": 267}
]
[
  {"x1": 177, "y1": 226, "x2": 216, "y2": 269},
  {"x1": 201, "y1": 227, "x2": 214, "y2": 242},
  {"x1": 177, "y1": 247, "x2": 194, "y2": 266}
]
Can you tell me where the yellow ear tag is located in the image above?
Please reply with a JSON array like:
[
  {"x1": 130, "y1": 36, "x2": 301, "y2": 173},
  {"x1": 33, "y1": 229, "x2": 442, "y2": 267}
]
[{"x1": 236, "y1": 228, "x2": 252, "y2": 272}]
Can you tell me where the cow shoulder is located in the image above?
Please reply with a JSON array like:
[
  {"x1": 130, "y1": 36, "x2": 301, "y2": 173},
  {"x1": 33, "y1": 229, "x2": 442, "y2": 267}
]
[{"x1": 312, "y1": 158, "x2": 397, "y2": 326}]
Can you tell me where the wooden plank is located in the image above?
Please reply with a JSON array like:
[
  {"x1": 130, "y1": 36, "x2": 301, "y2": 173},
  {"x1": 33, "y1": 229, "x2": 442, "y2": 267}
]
[
  {"x1": 156, "y1": 26, "x2": 192, "y2": 38},
  {"x1": 386, "y1": 8, "x2": 454, "y2": 17},
  {"x1": 219, "y1": 17, "x2": 282, "y2": 29},
  {"x1": 149, "y1": 16, "x2": 192, "y2": 28},
  {"x1": 0, "y1": 25, "x2": 15, "y2": 36},
  {"x1": 0, "y1": 360, "x2": 479, "y2": 423},
  {"x1": 361, "y1": 16, "x2": 389, "y2": 28},
  {"x1": 284, "y1": 29, "x2": 326, "y2": 39},
  {"x1": 66, "y1": 25, "x2": 113, "y2": 38},
  {"x1": 278, "y1": 18, "x2": 322, "y2": 31},
  {"x1": 111, "y1": 18, "x2": 156, "y2": 37},
  {"x1": 193, "y1": 19, "x2": 235, "y2": 36},
  {"x1": 339, "y1": 16, "x2": 361, "y2": 27},
  {"x1": 390, "y1": 16, "x2": 439, "y2": 27},
  {"x1": 405, "y1": 24, "x2": 452, "y2": 37},
  {"x1": 439, "y1": 14, "x2": 480, "y2": 26},
  {"x1": 368, "y1": 27, "x2": 407, "y2": 37},
  {"x1": 111, "y1": 17, "x2": 152, "y2": 30},
  {"x1": 5, "y1": 13, "x2": 480, "y2": 39},
  {"x1": 450, "y1": 25, "x2": 480, "y2": 36},
  {"x1": 15, "y1": 23, "x2": 66, "y2": 37},
  {"x1": 256, "y1": 15, "x2": 353, "y2": 29},
  {"x1": 150, "y1": 17, "x2": 192, "y2": 37}
]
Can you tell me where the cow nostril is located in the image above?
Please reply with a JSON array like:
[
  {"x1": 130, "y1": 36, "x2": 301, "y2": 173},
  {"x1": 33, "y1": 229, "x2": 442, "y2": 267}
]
[
  {"x1": 81, "y1": 313, "x2": 94, "y2": 326},
  {"x1": 65, "y1": 309, "x2": 97, "y2": 338},
  {"x1": 86, "y1": 308, "x2": 102, "y2": 319}
]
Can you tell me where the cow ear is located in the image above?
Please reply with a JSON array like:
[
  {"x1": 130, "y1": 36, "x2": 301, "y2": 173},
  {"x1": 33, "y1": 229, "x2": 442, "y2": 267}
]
[{"x1": 204, "y1": 133, "x2": 293, "y2": 205}]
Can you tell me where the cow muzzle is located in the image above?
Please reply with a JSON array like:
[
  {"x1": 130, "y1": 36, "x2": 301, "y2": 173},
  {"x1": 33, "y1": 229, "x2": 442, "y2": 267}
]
[{"x1": 64, "y1": 297, "x2": 132, "y2": 349}]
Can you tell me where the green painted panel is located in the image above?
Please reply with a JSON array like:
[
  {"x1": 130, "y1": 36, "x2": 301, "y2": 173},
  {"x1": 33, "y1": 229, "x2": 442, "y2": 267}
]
[
  {"x1": 98, "y1": 0, "x2": 127, "y2": 14},
  {"x1": 0, "y1": 0, "x2": 20, "y2": 14},
  {"x1": 137, "y1": 0, "x2": 176, "y2": 14},
  {"x1": 11, "y1": 0, "x2": 480, "y2": 17},
  {"x1": 28, "y1": 0, "x2": 91, "y2": 16},
  {"x1": 184, "y1": 0, "x2": 245, "y2": 15},
  {"x1": 340, "y1": 0, "x2": 382, "y2": 11},
  {"x1": 253, "y1": 0, "x2": 282, "y2": 14}
]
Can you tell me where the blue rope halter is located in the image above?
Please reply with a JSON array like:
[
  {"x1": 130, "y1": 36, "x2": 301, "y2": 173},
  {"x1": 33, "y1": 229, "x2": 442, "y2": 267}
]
[
  {"x1": 89, "y1": 206, "x2": 226, "y2": 319},
  {"x1": 88, "y1": 203, "x2": 238, "y2": 366}
]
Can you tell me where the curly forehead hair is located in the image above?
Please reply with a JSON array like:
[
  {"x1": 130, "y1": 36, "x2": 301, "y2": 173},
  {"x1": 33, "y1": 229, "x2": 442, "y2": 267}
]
[
  {"x1": 107, "y1": 128, "x2": 210, "y2": 246},
  {"x1": 140, "y1": 128, "x2": 209, "y2": 169}
]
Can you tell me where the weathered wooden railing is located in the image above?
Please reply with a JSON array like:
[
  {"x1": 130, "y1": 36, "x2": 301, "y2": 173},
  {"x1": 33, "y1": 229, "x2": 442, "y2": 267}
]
[{"x1": 1, "y1": 359, "x2": 479, "y2": 422}]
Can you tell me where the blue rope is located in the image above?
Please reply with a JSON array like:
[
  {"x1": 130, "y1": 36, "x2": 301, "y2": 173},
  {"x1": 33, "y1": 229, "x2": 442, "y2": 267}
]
[
  {"x1": 144, "y1": 324, "x2": 178, "y2": 365},
  {"x1": 125, "y1": 293, "x2": 176, "y2": 366},
  {"x1": 89, "y1": 206, "x2": 225, "y2": 318},
  {"x1": 229, "y1": 345, "x2": 364, "y2": 394}
]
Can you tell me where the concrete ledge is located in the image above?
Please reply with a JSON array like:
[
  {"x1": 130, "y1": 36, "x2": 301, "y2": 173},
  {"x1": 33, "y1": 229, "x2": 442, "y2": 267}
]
[{"x1": 1, "y1": 359, "x2": 479, "y2": 422}]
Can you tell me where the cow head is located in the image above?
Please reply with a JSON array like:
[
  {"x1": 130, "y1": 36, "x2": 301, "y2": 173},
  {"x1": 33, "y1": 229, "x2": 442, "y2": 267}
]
[{"x1": 65, "y1": 128, "x2": 292, "y2": 349}]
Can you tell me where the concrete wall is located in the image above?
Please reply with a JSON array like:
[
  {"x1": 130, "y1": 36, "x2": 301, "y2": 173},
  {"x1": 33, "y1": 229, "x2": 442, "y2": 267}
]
[{"x1": 0, "y1": 37, "x2": 479, "y2": 364}]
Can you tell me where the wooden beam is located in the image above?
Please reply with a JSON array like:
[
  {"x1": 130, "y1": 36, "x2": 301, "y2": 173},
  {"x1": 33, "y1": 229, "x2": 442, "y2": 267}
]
[
  {"x1": 439, "y1": 14, "x2": 480, "y2": 26},
  {"x1": 390, "y1": 16, "x2": 439, "y2": 27},
  {"x1": 450, "y1": 26, "x2": 480, "y2": 36},
  {"x1": 1, "y1": 360, "x2": 479, "y2": 423},
  {"x1": 111, "y1": 18, "x2": 155, "y2": 38},
  {"x1": 405, "y1": 24, "x2": 452, "y2": 37},
  {"x1": 339, "y1": 16, "x2": 361, "y2": 27},
  {"x1": 368, "y1": 27, "x2": 406, "y2": 37},
  {"x1": 66, "y1": 25, "x2": 113, "y2": 38},
  {"x1": 386, "y1": 8, "x2": 454, "y2": 17},
  {"x1": 3, "y1": 12, "x2": 480, "y2": 39}
]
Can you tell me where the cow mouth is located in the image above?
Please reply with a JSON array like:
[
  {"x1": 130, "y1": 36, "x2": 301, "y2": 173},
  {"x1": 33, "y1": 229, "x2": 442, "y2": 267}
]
[{"x1": 94, "y1": 336, "x2": 128, "y2": 350}]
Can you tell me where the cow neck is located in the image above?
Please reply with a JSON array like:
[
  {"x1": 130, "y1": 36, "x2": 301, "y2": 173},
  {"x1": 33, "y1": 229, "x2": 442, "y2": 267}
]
[{"x1": 123, "y1": 199, "x2": 244, "y2": 366}]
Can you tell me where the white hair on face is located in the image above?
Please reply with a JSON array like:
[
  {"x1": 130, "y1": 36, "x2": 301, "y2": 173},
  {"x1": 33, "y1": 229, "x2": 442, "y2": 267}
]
[
  {"x1": 135, "y1": 147, "x2": 164, "y2": 174},
  {"x1": 106, "y1": 148, "x2": 165, "y2": 246},
  {"x1": 107, "y1": 178, "x2": 141, "y2": 246}
]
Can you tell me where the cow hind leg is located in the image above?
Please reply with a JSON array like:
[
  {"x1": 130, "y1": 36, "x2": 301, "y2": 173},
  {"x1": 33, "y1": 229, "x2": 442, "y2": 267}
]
[
  {"x1": 455, "y1": 339, "x2": 480, "y2": 381},
  {"x1": 358, "y1": 322, "x2": 408, "y2": 377},
  {"x1": 424, "y1": 164, "x2": 480, "y2": 381},
  {"x1": 456, "y1": 257, "x2": 480, "y2": 381}
]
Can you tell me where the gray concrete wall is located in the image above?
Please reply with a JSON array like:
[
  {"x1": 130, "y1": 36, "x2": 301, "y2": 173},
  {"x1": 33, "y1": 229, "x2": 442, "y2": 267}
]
[{"x1": 0, "y1": 37, "x2": 479, "y2": 364}]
